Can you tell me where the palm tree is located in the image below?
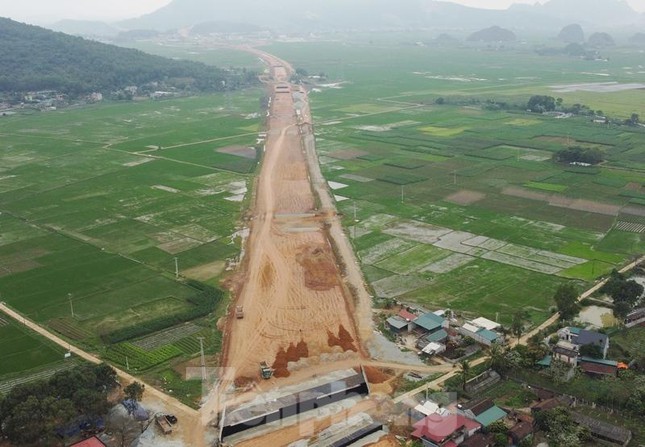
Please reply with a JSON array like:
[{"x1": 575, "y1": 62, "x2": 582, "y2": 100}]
[
  {"x1": 489, "y1": 343, "x2": 509, "y2": 374},
  {"x1": 512, "y1": 310, "x2": 528, "y2": 343},
  {"x1": 459, "y1": 359, "x2": 471, "y2": 391}
]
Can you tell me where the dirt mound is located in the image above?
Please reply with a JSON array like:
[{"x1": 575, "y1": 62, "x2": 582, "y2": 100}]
[
  {"x1": 234, "y1": 376, "x2": 255, "y2": 388},
  {"x1": 295, "y1": 339, "x2": 309, "y2": 358},
  {"x1": 297, "y1": 244, "x2": 338, "y2": 291},
  {"x1": 327, "y1": 324, "x2": 357, "y2": 352},
  {"x1": 363, "y1": 366, "x2": 391, "y2": 384},
  {"x1": 272, "y1": 339, "x2": 310, "y2": 378},
  {"x1": 284, "y1": 339, "x2": 309, "y2": 361},
  {"x1": 272, "y1": 347, "x2": 291, "y2": 378}
]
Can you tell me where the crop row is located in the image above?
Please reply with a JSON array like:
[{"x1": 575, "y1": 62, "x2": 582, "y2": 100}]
[
  {"x1": 132, "y1": 323, "x2": 202, "y2": 351},
  {"x1": 105, "y1": 283, "x2": 224, "y2": 344},
  {"x1": 0, "y1": 360, "x2": 79, "y2": 395},
  {"x1": 48, "y1": 317, "x2": 92, "y2": 341},
  {"x1": 104, "y1": 342, "x2": 182, "y2": 370}
]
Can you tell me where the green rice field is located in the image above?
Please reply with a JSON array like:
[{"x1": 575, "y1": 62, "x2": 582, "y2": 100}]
[
  {"x1": 0, "y1": 89, "x2": 264, "y2": 376},
  {"x1": 261, "y1": 38, "x2": 644, "y2": 324}
]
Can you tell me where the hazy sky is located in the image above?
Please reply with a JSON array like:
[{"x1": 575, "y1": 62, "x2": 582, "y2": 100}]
[{"x1": 1, "y1": 0, "x2": 644, "y2": 23}]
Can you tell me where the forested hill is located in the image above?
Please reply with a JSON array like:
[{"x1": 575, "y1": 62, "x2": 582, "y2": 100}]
[{"x1": 0, "y1": 17, "x2": 254, "y2": 96}]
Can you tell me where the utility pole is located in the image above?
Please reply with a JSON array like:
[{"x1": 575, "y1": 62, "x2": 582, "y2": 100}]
[
  {"x1": 126, "y1": 356, "x2": 130, "y2": 370},
  {"x1": 353, "y1": 200, "x2": 357, "y2": 221},
  {"x1": 401, "y1": 185, "x2": 404, "y2": 203},
  {"x1": 198, "y1": 336, "x2": 206, "y2": 382},
  {"x1": 174, "y1": 257, "x2": 179, "y2": 279},
  {"x1": 68, "y1": 293, "x2": 75, "y2": 318},
  {"x1": 453, "y1": 170, "x2": 457, "y2": 186}
]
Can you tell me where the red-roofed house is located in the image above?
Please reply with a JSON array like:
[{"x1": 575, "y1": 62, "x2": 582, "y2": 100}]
[
  {"x1": 580, "y1": 361, "x2": 617, "y2": 377},
  {"x1": 399, "y1": 308, "x2": 418, "y2": 322},
  {"x1": 70, "y1": 437, "x2": 106, "y2": 447},
  {"x1": 412, "y1": 413, "x2": 481, "y2": 447}
]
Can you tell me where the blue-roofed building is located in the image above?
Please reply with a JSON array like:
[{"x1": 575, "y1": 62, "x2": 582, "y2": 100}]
[
  {"x1": 474, "y1": 406, "x2": 507, "y2": 427},
  {"x1": 459, "y1": 320, "x2": 503, "y2": 346},
  {"x1": 426, "y1": 329, "x2": 448, "y2": 343},
  {"x1": 458, "y1": 398, "x2": 507, "y2": 428},
  {"x1": 387, "y1": 316, "x2": 410, "y2": 333},
  {"x1": 477, "y1": 329, "x2": 500, "y2": 344},
  {"x1": 386, "y1": 308, "x2": 419, "y2": 333},
  {"x1": 413, "y1": 312, "x2": 447, "y2": 333}
]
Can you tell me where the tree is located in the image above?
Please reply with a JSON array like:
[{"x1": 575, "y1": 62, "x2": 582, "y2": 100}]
[
  {"x1": 295, "y1": 67, "x2": 308, "y2": 77},
  {"x1": 0, "y1": 363, "x2": 115, "y2": 445},
  {"x1": 614, "y1": 301, "x2": 632, "y2": 319},
  {"x1": 489, "y1": 343, "x2": 510, "y2": 373},
  {"x1": 527, "y1": 95, "x2": 556, "y2": 113},
  {"x1": 512, "y1": 310, "x2": 528, "y2": 343},
  {"x1": 94, "y1": 363, "x2": 118, "y2": 390},
  {"x1": 3, "y1": 395, "x2": 76, "y2": 446},
  {"x1": 459, "y1": 360, "x2": 471, "y2": 391},
  {"x1": 579, "y1": 343, "x2": 603, "y2": 358},
  {"x1": 554, "y1": 284, "x2": 579, "y2": 320},
  {"x1": 625, "y1": 113, "x2": 640, "y2": 126},
  {"x1": 124, "y1": 382, "x2": 145, "y2": 402},
  {"x1": 553, "y1": 146, "x2": 603, "y2": 165},
  {"x1": 600, "y1": 270, "x2": 644, "y2": 317}
]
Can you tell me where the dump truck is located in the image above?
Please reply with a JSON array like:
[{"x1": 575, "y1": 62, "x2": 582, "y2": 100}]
[
  {"x1": 260, "y1": 361, "x2": 274, "y2": 379},
  {"x1": 155, "y1": 414, "x2": 173, "y2": 435},
  {"x1": 235, "y1": 306, "x2": 244, "y2": 319}
]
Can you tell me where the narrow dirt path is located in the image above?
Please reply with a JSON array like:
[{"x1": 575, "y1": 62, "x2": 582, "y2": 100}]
[{"x1": 0, "y1": 303, "x2": 206, "y2": 446}]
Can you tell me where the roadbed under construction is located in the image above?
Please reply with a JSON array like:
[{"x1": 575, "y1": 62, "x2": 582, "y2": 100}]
[{"x1": 219, "y1": 368, "x2": 370, "y2": 444}]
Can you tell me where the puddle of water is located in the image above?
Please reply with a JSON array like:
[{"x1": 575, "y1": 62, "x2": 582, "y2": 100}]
[{"x1": 577, "y1": 305, "x2": 618, "y2": 328}]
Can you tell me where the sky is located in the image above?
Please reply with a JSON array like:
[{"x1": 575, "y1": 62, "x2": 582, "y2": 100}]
[{"x1": 1, "y1": 0, "x2": 644, "y2": 23}]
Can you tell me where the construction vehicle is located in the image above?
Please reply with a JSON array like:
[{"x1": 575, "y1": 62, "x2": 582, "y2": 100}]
[
  {"x1": 260, "y1": 361, "x2": 274, "y2": 379},
  {"x1": 155, "y1": 414, "x2": 173, "y2": 435},
  {"x1": 235, "y1": 306, "x2": 244, "y2": 319}
]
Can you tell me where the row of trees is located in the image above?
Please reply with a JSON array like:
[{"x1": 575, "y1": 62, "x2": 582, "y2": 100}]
[
  {"x1": 534, "y1": 407, "x2": 591, "y2": 446},
  {"x1": 553, "y1": 146, "x2": 604, "y2": 165},
  {"x1": 0, "y1": 363, "x2": 118, "y2": 446},
  {"x1": 552, "y1": 270, "x2": 643, "y2": 323},
  {"x1": 600, "y1": 270, "x2": 644, "y2": 318}
]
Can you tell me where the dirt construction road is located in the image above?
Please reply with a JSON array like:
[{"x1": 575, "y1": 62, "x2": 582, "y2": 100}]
[{"x1": 220, "y1": 50, "x2": 368, "y2": 383}]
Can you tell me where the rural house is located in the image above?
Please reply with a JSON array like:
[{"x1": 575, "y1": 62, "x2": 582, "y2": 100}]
[
  {"x1": 508, "y1": 421, "x2": 534, "y2": 445},
  {"x1": 458, "y1": 318, "x2": 502, "y2": 346},
  {"x1": 460, "y1": 433, "x2": 494, "y2": 447},
  {"x1": 578, "y1": 357, "x2": 618, "y2": 377},
  {"x1": 386, "y1": 308, "x2": 418, "y2": 333},
  {"x1": 457, "y1": 398, "x2": 507, "y2": 428},
  {"x1": 552, "y1": 340, "x2": 579, "y2": 366},
  {"x1": 557, "y1": 327, "x2": 609, "y2": 358},
  {"x1": 69, "y1": 437, "x2": 107, "y2": 447},
  {"x1": 624, "y1": 307, "x2": 645, "y2": 328},
  {"x1": 411, "y1": 413, "x2": 481, "y2": 447},
  {"x1": 414, "y1": 312, "x2": 448, "y2": 334}
]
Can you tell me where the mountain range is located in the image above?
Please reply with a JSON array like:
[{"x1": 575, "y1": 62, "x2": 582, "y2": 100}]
[{"x1": 111, "y1": 0, "x2": 644, "y2": 34}]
